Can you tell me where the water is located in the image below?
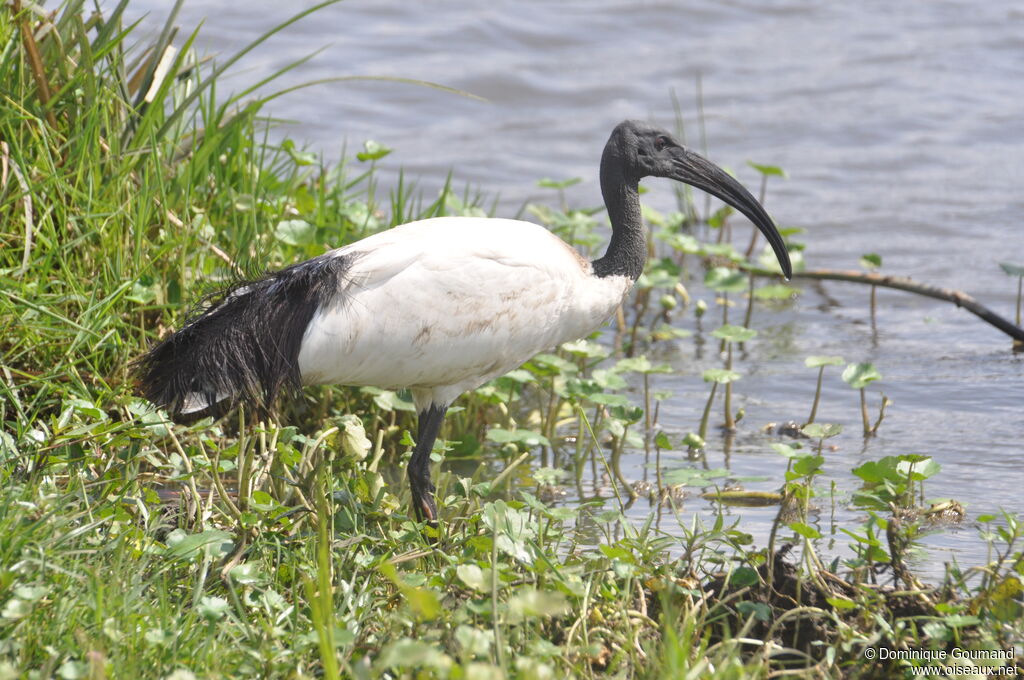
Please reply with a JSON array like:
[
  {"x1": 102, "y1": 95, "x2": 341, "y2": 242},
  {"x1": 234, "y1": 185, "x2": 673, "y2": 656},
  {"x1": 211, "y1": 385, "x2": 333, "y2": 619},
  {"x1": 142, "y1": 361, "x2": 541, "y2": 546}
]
[{"x1": 125, "y1": 1, "x2": 1024, "y2": 578}]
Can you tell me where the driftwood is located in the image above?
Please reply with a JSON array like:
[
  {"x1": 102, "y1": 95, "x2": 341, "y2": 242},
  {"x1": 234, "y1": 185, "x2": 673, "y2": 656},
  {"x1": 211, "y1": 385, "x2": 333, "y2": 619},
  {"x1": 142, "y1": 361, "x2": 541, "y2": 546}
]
[{"x1": 748, "y1": 267, "x2": 1024, "y2": 344}]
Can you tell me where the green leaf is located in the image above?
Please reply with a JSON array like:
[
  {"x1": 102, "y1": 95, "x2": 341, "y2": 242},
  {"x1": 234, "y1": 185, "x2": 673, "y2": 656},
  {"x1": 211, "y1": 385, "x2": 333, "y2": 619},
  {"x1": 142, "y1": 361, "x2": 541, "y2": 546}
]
[
  {"x1": 897, "y1": 455, "x2": 940, "y2": 481},
  {"x1": 165, "y1": 529, "x2": 234, "y2": 560},
  {"x1": 790, "y1": 522, "x2": 822, "y2": 539},
  {"x1": 707, "y1": 205, "x2": 734, "y2": 229},
  {"x1": 702, "y1": 368, "x2": 741, "y2": 384},
  {"x1": 801, "y1": 423, "x2": 842, "y2": 439},
  {"x1": 486, "y1": 428, "x2": 550, "y2": 448},
  {"x1": 587, "y1": 392, "x2": 632, "y2": 407},
  {"x1": 281, "y1": 139, "x2": 317, "y2": 166},
  {"x1": 197, "y1": 596, "x2": 230, "y2": 621},
  {"x1": 613, "y1": 356, "x2": 671, "y2": 374},
  {"x1": 228, "y1": 563, "x2": 263, "y2": 585},
  {"x1": 663, "y1": 467, "x2": 730, "y2": 485},
  {"x1": 842, "y1": 362, "x2": 882, "y2": 389},
  {"x1": 506, "y1": 588, "x2": 569, "y2": 623},
  {"x1": 859, "y1": 253, "x2": 882, "y2": 270},
  {"x1": 746, "y1": 160, "x2": 787, "y2": 178},
  {"x1": 356, "y1": 139, "x2": 392, "y2": 162},
  {"x1": 770, "y1": 442, "x2": 800, "y2": 458},
  {"x1": 804, "y1": 355, "x2": 845, "y2": 368},
  {"x1": 560, "y1": 338, "x2": 609, "y2": 359},
  {"x1": 249, "y1": 490, "x2": 276, "y2": 512},
  {"x1": 376, "y1": 639, "x2": 453, "y2": 672},
  {"x1": 456, "y1": 564, "x2": 488, "y2": 592},
  {"x1": 711, "y1": 324, "x2": 757, "y2": 343},
  {"x1": 826, "y1": 597, "x2": 857, "y2": 610},
  {"x1": 792, "y1": 454, "x2": 824, "y2": 477},
  {"x1": 998, "y1": 261, "x2": 1024, "y2": 277},
  {"x1": 736, "y1": 601, "x2": 773, "y2": 622},
  {"x1": 537, "y1": 177, "x2": 581, "y2": 190},
  {"x1": 753, "y1": 284, "x2": 799, "y2": 300},
  {"x1": 729, "y1": 566, "x2": 760, "y2": 587},
  {"x1": 274, "y1": 219, "x2": 316, "y2": 246},
  {"x1": 704, "y1": 266, "x2": 748, "y2": 293}
]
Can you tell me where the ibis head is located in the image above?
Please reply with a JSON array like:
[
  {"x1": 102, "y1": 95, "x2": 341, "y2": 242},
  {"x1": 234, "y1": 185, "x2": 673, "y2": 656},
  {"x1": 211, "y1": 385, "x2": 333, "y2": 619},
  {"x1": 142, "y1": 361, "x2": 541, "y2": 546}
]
[{"x1": 603, "y1": 120, "x2": 792, "y2": 279}]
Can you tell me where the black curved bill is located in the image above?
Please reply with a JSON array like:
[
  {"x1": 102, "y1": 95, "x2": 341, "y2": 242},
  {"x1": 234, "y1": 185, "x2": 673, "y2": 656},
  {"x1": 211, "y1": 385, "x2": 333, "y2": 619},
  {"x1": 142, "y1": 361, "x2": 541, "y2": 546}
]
[{"x1": 669, "y1": 148, "x2": 792, "y2": 279}]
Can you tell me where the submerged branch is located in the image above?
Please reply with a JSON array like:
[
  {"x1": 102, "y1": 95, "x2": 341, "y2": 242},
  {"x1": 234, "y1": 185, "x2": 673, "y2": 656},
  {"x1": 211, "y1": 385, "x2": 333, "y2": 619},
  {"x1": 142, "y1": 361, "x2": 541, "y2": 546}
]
[{"x1": 748, "y1": 266, "x2": 1024, "y2": 343}]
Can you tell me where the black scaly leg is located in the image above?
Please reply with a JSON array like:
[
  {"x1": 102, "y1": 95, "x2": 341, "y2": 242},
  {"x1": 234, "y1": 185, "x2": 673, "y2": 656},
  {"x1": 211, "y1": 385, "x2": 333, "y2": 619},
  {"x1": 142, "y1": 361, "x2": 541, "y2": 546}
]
[{"x1": 408, "y1": 404, "x2": 447, "y2": 523}]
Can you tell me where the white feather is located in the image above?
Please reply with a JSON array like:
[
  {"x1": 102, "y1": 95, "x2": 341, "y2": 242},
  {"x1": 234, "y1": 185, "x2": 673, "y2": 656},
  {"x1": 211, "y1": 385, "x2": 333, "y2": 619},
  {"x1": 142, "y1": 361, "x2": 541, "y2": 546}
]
[{"x1": 297, "y1": 216, "x2": 632, "y2": 408}]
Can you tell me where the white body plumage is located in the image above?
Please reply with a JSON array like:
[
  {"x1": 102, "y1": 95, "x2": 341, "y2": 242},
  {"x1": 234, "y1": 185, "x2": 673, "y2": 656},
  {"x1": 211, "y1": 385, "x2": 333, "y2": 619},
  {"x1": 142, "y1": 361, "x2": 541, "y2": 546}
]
[{"x1": 298, "y1": 216, "x2": 633, "y2": 409}]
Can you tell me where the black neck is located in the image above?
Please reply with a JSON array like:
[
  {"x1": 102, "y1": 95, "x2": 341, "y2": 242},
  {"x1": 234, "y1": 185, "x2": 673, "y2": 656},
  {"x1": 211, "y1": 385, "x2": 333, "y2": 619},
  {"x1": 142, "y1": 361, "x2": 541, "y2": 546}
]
[{"x1": 592, "y1": 149, "x2": 646, "y2": 280}]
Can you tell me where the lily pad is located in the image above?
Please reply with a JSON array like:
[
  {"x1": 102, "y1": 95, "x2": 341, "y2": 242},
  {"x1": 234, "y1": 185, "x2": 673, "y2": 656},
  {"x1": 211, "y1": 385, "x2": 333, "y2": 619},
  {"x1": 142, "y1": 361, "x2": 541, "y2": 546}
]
[
  {"x1": 805, "y1": 355, "x2": 845, "y2": 368},
  {"x1": 711, "y1": 324, "x2": 757, "y2": 343},
  {"x1": 702, "y1": 368, "x2": 741, "y2": 384},
  {"x1": 704, "y1": 267, "x2": 748, "y2": 293},
  {"x1": 998, "y1": 261, "x2": 1024, "y2": 277},
  {"x1": 842, "y1": 362, "x2": 882, "y2": 389}
]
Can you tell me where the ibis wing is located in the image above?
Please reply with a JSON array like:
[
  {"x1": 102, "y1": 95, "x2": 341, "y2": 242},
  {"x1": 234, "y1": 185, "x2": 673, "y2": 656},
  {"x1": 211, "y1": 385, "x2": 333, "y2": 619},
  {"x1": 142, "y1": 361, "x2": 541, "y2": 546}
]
[{"x1": 297, "y1": 217, "x2": 629, "y2": 393}]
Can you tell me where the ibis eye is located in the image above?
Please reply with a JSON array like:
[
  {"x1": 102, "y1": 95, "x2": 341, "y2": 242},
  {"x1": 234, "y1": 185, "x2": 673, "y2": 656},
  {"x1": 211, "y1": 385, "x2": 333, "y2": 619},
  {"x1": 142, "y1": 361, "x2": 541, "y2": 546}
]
[{"x1": 654, "y1": 136, "x2": 670, "y2": 151}]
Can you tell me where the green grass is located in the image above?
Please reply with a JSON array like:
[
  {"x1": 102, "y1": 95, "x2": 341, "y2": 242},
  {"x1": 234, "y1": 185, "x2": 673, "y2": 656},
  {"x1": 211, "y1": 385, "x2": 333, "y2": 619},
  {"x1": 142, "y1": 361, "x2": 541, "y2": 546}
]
[{"x1": 1, "y1": 3, "x2": 1022, "y2": 678}]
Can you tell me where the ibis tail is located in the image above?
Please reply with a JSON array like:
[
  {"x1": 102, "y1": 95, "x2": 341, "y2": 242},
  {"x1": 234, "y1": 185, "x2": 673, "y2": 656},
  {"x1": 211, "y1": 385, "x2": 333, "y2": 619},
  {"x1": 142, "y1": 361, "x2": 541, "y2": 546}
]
[{"x1": 136, "y1": 255, "x2": 352, "y2": 422}]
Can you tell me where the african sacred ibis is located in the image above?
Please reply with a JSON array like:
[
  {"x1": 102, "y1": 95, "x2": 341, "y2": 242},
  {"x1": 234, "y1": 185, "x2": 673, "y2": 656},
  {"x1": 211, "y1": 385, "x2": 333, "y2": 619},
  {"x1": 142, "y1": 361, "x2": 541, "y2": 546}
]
[{"x1": 138, "y1": 119, "x2": 792, "y2": 523}]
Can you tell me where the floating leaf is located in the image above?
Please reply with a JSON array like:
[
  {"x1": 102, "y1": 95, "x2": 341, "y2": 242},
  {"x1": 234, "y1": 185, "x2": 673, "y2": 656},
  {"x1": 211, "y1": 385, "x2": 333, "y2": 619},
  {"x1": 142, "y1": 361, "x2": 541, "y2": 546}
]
[
  {"x1": 998, "y1": 261, "x2": 1024, "y2": 277},
  {"x1": 804, "y1": 355, "x2": 845, "y2": 368},
  {"x1": 753, "y1": 284, "x2": 799, "y2": 300},
  {"x1": 842, "y1": 362, "x2": 882, "y2": 389},
  {"x1": 801, "y1": 423, "x2": 842, "y2": 439},
  {"x1": 771, "y1": 442, "x2": 800, "y2": 458},
  {"x1": 704, "y1": 267, "x2": 748, "y2": 293},
  {"x1": 702, "y1": 368, "x2": 741, "y2": 384},
  {"x1": 747, "y1": 161, "x2": 787, "y2": 178},
  {"x1": 711, "y1": 324, "x2": 757, "y2": 343},
  {"x1": 613, "y1": 356, "x2": 671, "y2": 374},
  {"x1": 663, "y1": 467, "x2": 730, "y2": 485}
]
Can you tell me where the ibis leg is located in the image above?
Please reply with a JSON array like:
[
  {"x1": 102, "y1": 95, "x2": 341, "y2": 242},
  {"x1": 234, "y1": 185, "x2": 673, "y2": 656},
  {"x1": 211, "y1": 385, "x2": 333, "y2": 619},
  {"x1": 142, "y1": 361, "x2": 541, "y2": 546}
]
[{"x1": 408, "y1": 404, "x2": 447, "y2": 523}]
